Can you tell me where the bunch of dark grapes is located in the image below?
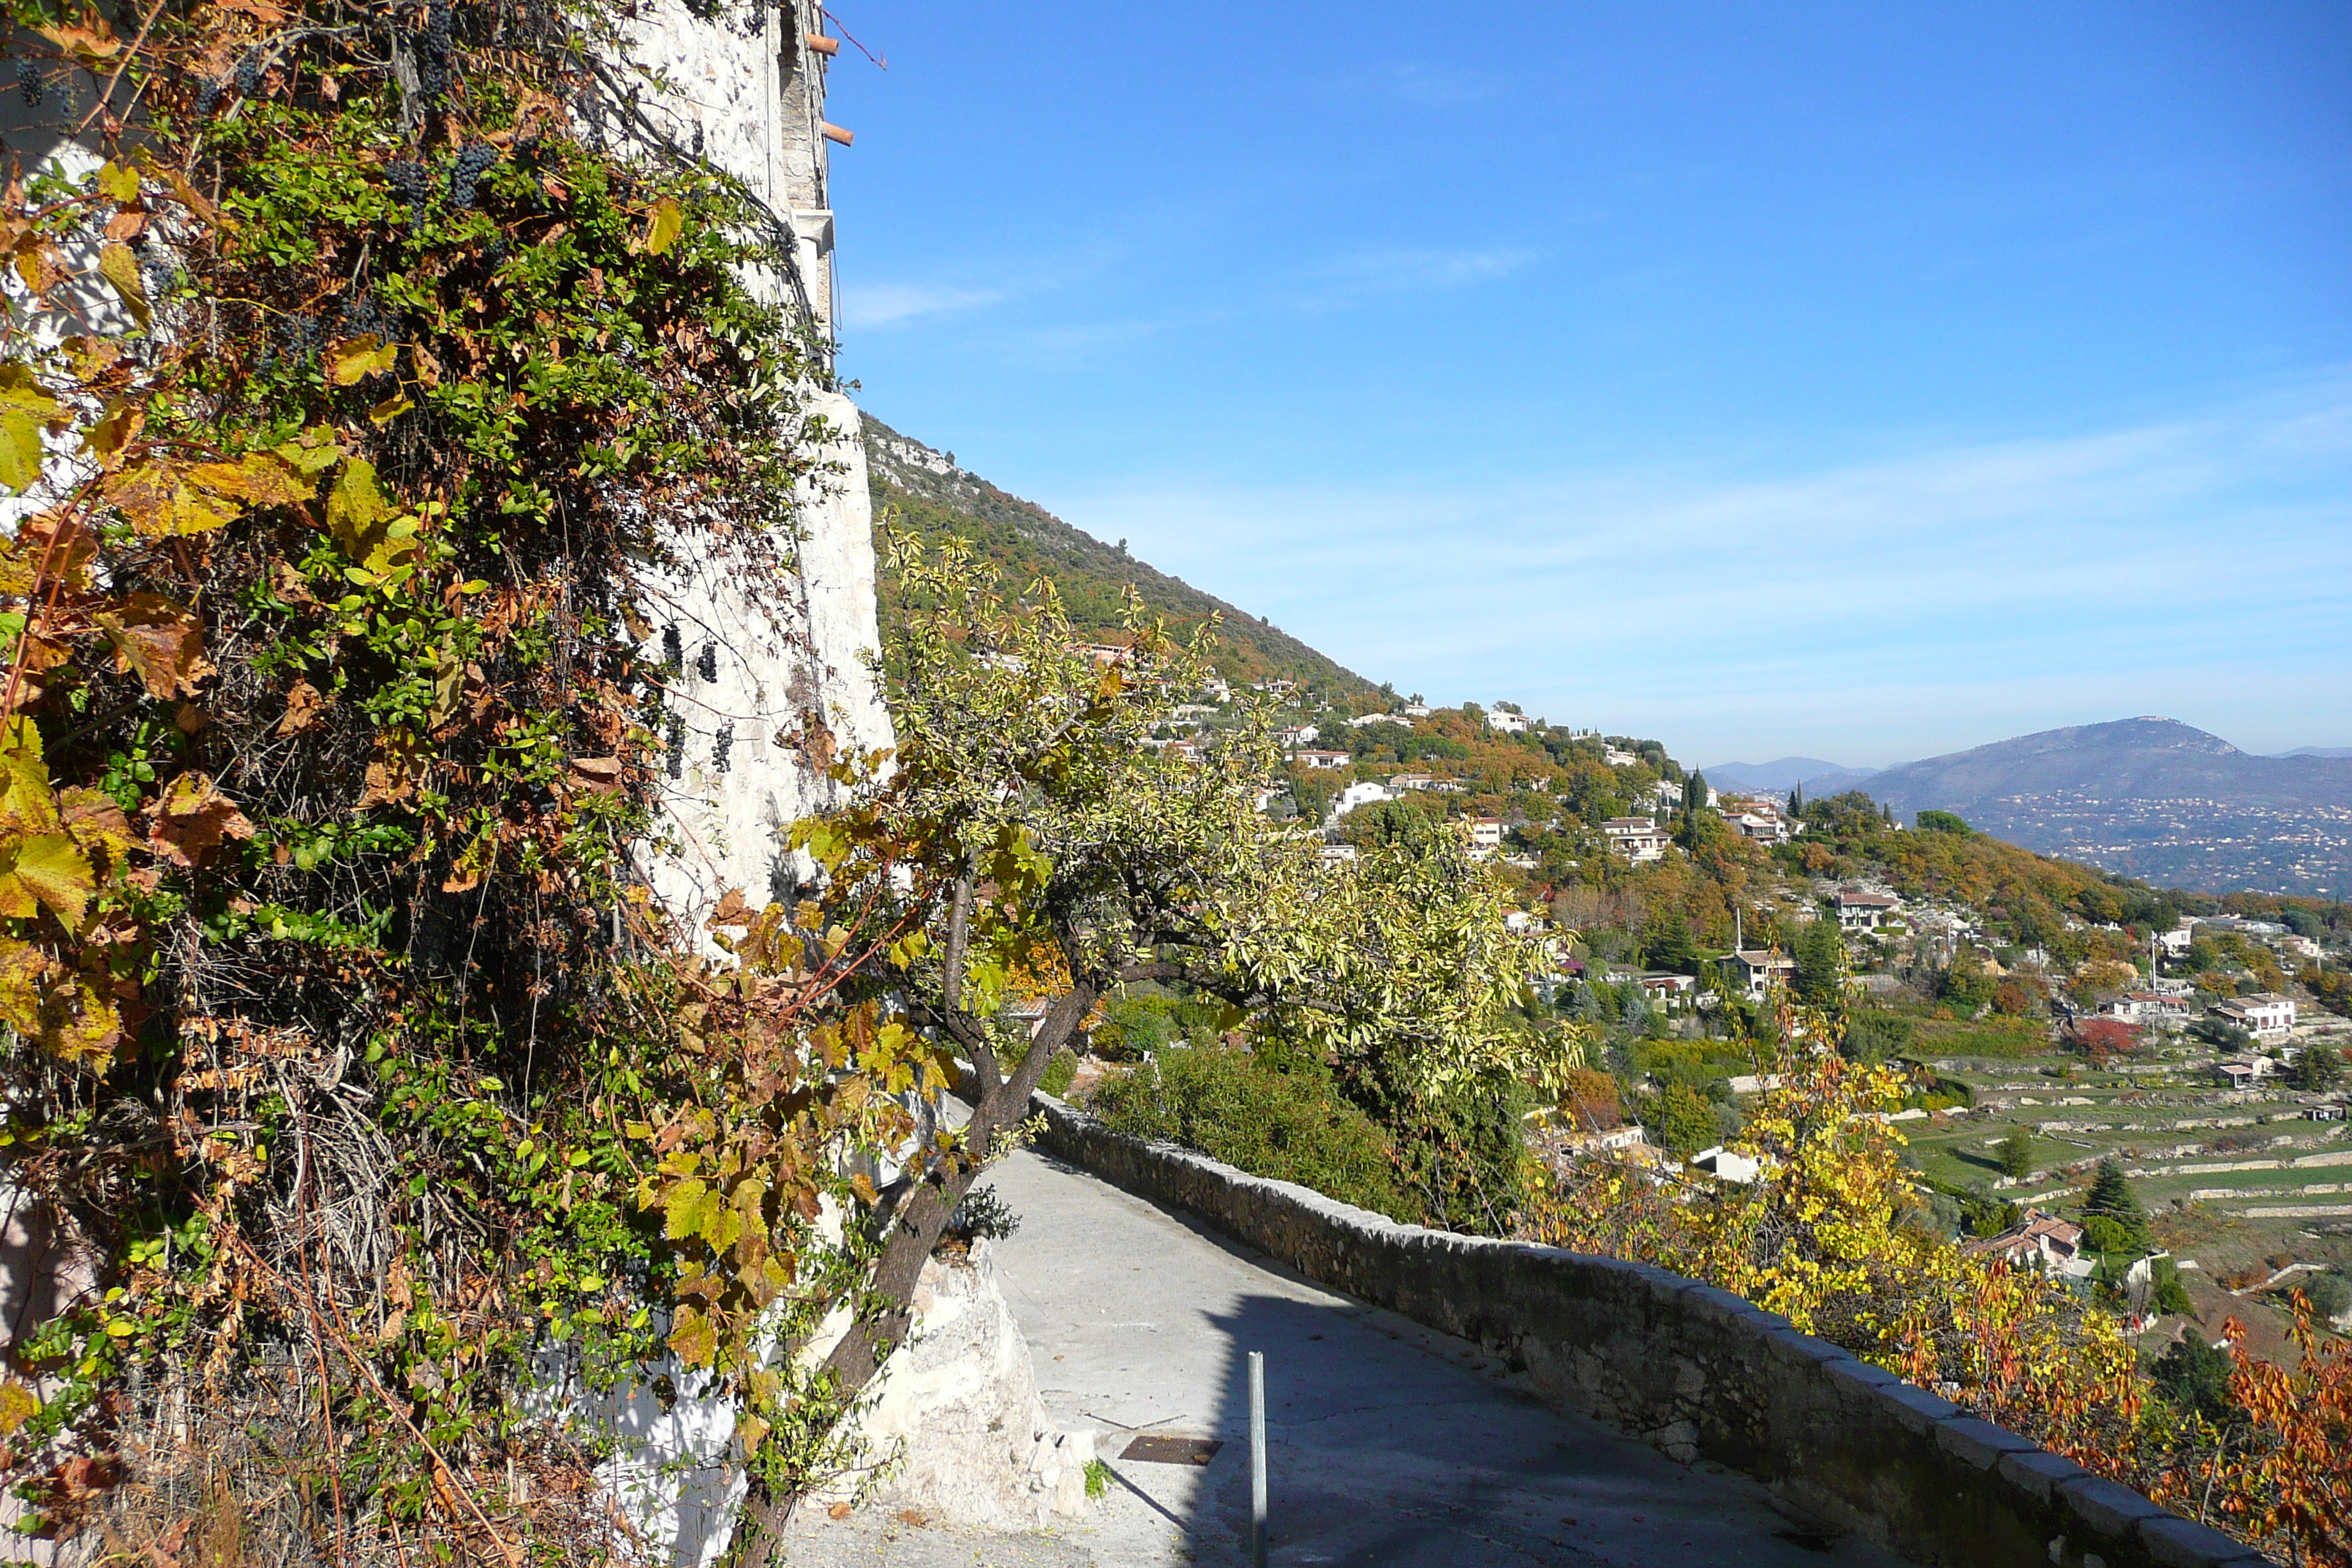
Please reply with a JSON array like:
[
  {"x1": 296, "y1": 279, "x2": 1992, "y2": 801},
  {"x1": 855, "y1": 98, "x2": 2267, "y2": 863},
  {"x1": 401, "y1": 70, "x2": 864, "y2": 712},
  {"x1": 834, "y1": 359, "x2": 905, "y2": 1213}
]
[
  {"x1": 385, "y1": 160, "x2": 431, "y2": 229},
  {"x1": 233, "y1": 51, "x2": 261, "y2": 95},
  {"x1": 664, "y1": 712, "x2": 687, "y2": 780},
  {"x1": 696, "y1": 643, "x2": 718, "y2": 683},
  {"x1": 278, "y1": 313, "x2": 323, "y2": 369},
  {"x1": 448, "y1": 142, "x2": 498, "y2": 210},
  {"x1": 711, "y1": 723, "x2": 734, "y2": 777},
  {"x1": 417, "y1": 1, "x2": 453, "y2": 101},
  {"x1": 339, "y1": 290, "x2": 403, "y2": 344},
  {"x1": 15, "y1": 61, "x2": 41, "y2": 108},
  {"x1": 194, "y1": 78, "x2": 223, "y2": 118}
]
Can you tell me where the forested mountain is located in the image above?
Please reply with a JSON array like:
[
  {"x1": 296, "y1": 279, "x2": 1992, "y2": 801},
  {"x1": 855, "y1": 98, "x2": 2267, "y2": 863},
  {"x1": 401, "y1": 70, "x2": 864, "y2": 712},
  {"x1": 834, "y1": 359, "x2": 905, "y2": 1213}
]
[
  {"x1": 863, "y1": 415, "x2": 1372, "y2": 698},
  {"x1": 1843, "y1": 718, "x2": 2352, "y2": 896}
]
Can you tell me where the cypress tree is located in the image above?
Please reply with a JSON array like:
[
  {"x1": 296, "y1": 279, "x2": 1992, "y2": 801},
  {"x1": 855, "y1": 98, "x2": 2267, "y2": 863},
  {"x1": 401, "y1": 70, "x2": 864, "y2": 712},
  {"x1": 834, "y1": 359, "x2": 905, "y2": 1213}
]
[
  {"x1": 2082, "y1": 1156, "x2": 2153, "y2": 1251},
  {"x1": 1789, "y1": 780, "x2": 1803, "y2": 815}
]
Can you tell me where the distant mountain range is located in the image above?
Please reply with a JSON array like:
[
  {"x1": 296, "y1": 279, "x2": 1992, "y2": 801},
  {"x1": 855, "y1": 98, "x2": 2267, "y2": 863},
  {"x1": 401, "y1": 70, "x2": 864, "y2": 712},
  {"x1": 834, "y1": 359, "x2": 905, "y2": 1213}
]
[
  {"x1": 1817, "y1": 718, "x2": 2352, "y2": 897},
  {"x1": 1703, "y1": 756, "x2": 1882, "y2": 794},
  {"x1": 1700, "y1": 757, "x2": 1865, "y2": 792}
]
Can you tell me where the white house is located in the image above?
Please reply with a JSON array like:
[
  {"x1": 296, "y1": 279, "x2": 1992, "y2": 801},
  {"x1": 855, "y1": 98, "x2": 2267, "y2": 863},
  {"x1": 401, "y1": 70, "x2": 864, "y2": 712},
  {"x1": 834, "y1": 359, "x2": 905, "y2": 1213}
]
[
  {"x1": 1834, "y1": 890, "x2": 1904, "y2": 932},
  {"x1": 1488, "y1": 709, "x2": 1531, "y2": 734},
  {"x1": 1968, "y1": 1210, "x2": 2089, "y2": 1273},
  {"x1": 1602, "y1": 747, "x2": 1638, "y2": 766},
  {"x1": 1689, "y1": 1145, "x2": 1763, "y2": 1185},
  {"x1": 1292, "y1": 748, "x2": 1351, "y2": 771},
  {"x1": 2213, "y1": 1058, "x2": 2275, "y2": 1090},
  {"x1": 2212, "y1": 992, "x2": 2296, "y2": 1041},
  {"x1": 1602, "y1": 816, "x2": 1670, "y2": 863},
  {"x1": 2104, "y1": 992, "x2": 2190, "y2": 1027},
  {"x1": 1329, "y1": 781, "x2": 1393, "y2": 818},
  {"x1": 2156, "y1": 921, "x2": 2195, "y2": 957},
  {"x1": 1727, "y1": 808, "x2": 1793, "y2": 845},
  {"x1": 1347, "y1": 712, "x2": 1398, "y2": 728},
  {"x1": 1469, "y1": 817, "x2": 1504, "y2": 852},
  {"x1": 1730, "y1": 949, "x2": 1796, "y2": 998},
  {"x1": 1278, "y1": 724, "x2": 1321, "y2": 747},
  {"x1": 1402, "y1": 702, "x2": 1431, "y2": 717}
]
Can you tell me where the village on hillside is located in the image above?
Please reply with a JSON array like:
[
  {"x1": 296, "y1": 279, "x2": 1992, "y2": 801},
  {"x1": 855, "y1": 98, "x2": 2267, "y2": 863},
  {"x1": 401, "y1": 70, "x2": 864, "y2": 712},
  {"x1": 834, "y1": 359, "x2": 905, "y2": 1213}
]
[{"x1": 1126, "y1": 676, "x2": 2352, "y2": 1356}]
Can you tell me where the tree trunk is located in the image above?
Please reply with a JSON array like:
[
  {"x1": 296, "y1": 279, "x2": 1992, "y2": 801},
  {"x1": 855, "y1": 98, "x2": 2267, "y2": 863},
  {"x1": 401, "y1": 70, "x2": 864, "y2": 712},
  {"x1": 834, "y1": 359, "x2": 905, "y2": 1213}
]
[{"x1": 734, "y1": 977, "x2": 1096, "y2": 1563}]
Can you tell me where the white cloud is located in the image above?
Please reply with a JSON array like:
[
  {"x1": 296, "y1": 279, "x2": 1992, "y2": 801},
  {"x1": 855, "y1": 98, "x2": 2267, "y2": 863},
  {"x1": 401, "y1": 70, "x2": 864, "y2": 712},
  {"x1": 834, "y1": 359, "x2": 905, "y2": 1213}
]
[
  {"x1": 1053, "y1": 374, "x2": 2352, "y2": 761},
  {"x1": 1297, "y1": 246, "x2": 1540, "y2": 305},
  {"x1": 840, "y1": 282, "x2": 1004, "y2": 329}
]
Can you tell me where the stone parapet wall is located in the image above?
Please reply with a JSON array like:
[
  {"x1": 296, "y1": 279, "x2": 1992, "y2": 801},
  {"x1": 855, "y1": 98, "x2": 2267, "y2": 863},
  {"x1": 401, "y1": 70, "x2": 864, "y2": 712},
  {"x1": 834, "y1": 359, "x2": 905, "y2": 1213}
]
[{"x1": 1033, "y1": 1093, "x2": 2269, "y2": 1568}]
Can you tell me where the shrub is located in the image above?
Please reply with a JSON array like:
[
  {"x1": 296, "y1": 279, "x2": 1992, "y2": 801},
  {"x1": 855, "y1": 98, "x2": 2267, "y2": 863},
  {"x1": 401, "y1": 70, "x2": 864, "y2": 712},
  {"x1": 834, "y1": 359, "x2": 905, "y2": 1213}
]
[
  {"x1": 1091, "y1": 1046, "x2": 1421, "y2": 1223},
  {"x1": 1843, "y1": 1009, "x2": 1916, "y2": 1061},
  {"x1": 2300, "y1": 1272, "x2": 2352, "y2": 1320}
]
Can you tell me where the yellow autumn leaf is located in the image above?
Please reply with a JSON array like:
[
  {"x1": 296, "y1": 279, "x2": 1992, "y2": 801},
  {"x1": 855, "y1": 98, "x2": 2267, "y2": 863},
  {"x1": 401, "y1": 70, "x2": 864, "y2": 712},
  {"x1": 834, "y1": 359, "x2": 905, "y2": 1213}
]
[
  {"x1": 183, "y1": 451, "x2": 314, "y2": 509},
  {"x1": 326, "y1": 334, "x2": 399, "y2": 385},
  {"x1": 81, "y1": 399, "x2": 143, "y2": 459},
  {"x1": 646, "y1": 196, "x2": 684, "y2": 256},
  {"x1": 0, "y1": 412, "x2": 44, "y2": 493},
  {"x1": 366, "y1": 393, "x2": 415, "y2": 424},
  {"x1": 0, "y1": 1378, "x2": 36, "y2": 1436},
  {"x1": 103, "y1": 465, "x2": 235, "y2": 537},
  {"x1": 0, "y1": 831, "x2": 96, "y2": 924},
  {"x1": 97, "y1": 242, "x2": 148, "y2": 328},
  {"x1": 0, "y1": 364, "x2": 60, "y2": 493},
  {"x1": 48, "y1": 989, "x2": 120, "y2": 1066},
  {"x1": 96, "y1": 159, "x2": 140, "y2": 203},
  {"x1": 736, "y1": 1412, "x2": 770, "y2": 1455},
  {"x1": 273, "y1": 431, "x2": 345, "y2": 476},
  {"x1": 667, "y1": 1305, "x2": 717, "y2": 1368}
]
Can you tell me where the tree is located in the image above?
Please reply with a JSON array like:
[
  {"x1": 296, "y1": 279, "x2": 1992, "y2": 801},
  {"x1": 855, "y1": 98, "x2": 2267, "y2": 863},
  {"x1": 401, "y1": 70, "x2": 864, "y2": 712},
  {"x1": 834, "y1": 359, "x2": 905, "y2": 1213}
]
[
  {"x1": 1792, "y1": 919, "x2": 1847, "y2": 1006},
  {"x1": 1916, "y1": 810, "x2": 1972, "y2": 836},
  {"x1": 2152, "y1": 1331, "x2": 2240, "y2": 1425},
  {"x1": 2081, "y1": 1157, "x2": 2153, "y2": 1254},
  {"x1": 780, "y1": 539, "x2": 1578, "y2": 1430},
  {"x1": 2291, "y1": 1044, "x2": 2347, "y2": 1092},
  {"x1": 1788, "y1": 780, "x2": 1804, "y2": 816},
  {"x1": 1998, "y1": 1130, "x2": 2036, "y2": 1180},
  {"x1": 1651, "y1": 1082, "x2": 1719, "y2": 1156}
]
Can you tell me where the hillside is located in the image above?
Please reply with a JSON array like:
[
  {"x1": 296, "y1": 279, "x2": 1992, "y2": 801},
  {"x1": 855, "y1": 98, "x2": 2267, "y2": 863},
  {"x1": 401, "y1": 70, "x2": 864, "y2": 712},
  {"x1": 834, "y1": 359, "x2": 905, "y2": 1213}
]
[
  {"x1": 862, "y1": 415, "x2": 1373, "y2": 697},
  {"x1": 1834, "y1": 718, "x2": 2352, "y2": 897}
]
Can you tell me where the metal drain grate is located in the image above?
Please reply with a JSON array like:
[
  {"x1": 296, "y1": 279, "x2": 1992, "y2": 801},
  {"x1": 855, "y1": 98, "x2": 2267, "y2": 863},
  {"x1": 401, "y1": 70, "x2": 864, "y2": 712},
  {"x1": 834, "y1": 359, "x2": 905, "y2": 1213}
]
[{"x1": 1119, "y1": 1434, "x2": 1224, "y2": 1466}]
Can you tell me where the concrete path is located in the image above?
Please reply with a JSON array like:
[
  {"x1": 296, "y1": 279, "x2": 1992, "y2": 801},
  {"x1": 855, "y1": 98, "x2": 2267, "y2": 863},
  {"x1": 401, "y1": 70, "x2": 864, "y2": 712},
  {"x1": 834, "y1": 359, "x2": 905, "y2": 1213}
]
[{"x1": 785, "y1": 1147, "x2": 1910, "y2": 1567}]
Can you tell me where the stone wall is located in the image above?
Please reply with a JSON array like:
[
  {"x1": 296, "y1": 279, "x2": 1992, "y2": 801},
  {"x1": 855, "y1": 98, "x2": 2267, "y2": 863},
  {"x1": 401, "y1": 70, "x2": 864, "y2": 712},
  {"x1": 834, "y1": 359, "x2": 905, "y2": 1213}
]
[{"x1": 1032, "y1": 1093, "x2": 2270, "y2": 1568}]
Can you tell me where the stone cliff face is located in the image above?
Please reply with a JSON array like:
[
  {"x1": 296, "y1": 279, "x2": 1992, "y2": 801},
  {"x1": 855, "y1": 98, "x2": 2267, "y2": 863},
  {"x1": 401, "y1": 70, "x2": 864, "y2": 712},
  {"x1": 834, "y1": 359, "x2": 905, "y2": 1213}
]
[
  {"x1": 567, "y1": 7, "x2": 895, "y2": 1561},
  {"x1": 611, "y1": 0, "x2": 894, "y2": 932},
  {"x1": 641, "y1": 396, "x2": 892, "y2": 930}
]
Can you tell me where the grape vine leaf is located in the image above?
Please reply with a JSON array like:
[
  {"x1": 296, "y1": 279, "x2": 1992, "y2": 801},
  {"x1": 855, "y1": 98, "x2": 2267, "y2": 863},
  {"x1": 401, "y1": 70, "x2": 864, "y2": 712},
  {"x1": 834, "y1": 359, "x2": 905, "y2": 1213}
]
[
  {"x1": 146, "y1": 773, "x2": 256, "y2": 869},
  {"x1": 0, "y1": 832, "x2": 96, "y2": 924},
  {"x1": 97, "y1": 243, "x2": 148, "y2": 328},
  {"x1": 94, "y1": 592, "x2": 214, "y2": 699}
]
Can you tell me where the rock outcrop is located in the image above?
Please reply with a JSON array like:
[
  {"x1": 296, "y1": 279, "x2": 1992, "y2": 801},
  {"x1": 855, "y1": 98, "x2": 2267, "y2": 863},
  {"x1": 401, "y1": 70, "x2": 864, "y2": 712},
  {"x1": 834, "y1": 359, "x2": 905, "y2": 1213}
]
[{"x1": 823, "y1": 1243, "x2": 1096, "y2": 1527}]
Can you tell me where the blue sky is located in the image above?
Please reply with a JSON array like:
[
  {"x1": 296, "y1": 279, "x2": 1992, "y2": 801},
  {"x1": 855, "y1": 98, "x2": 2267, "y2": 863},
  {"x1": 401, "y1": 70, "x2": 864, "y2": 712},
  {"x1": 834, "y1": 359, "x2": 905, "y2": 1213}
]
[{"x1": 821, "y1": 2, "x2": 2352, "y2": 768}]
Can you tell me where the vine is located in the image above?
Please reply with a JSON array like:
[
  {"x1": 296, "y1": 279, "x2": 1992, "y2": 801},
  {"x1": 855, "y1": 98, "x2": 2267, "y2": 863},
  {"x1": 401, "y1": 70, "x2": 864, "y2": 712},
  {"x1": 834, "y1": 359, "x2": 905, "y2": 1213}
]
[{"x1": 0, "y1": 0, "x2": 889, "y2": 1554}]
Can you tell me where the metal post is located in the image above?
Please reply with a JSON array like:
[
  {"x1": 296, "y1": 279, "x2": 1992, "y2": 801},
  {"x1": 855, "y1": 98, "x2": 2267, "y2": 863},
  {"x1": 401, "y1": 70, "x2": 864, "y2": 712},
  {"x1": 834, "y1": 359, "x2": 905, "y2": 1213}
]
[{"x1": 1249, "y1": 1350, "x2": 1267, "y2": 1567}]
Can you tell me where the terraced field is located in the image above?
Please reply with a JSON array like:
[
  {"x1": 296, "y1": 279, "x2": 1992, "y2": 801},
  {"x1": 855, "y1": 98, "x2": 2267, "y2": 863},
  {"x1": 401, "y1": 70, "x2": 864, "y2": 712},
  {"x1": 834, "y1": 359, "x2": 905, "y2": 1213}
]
[{"x1": 1899, "y1": 1014, "x2": 2352, "y2": 1237}]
